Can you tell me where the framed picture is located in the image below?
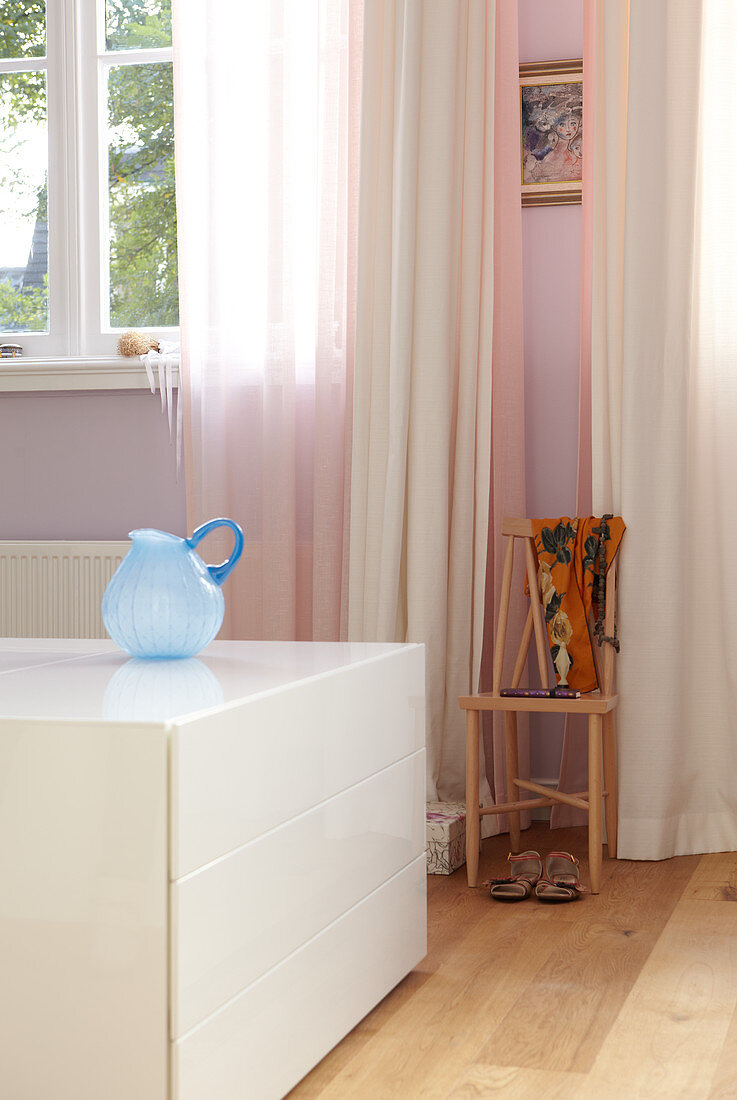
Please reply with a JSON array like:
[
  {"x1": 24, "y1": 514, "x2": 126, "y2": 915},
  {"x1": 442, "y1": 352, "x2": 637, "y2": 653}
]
[{"x1": 519, "y1": 59, "x2": 582, "y2": 207}]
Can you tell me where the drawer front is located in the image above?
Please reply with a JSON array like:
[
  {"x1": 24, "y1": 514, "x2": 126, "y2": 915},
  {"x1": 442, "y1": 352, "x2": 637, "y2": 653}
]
[
  {"x1": 171, "y1": 749, "x2": 425, "y2": 1037},
  {"x1": 172, "y1": 854, "x2": 427, "y2": 1100},
  {"x1": 171, "y1": 645, "x2": 425, "y2": 877}
]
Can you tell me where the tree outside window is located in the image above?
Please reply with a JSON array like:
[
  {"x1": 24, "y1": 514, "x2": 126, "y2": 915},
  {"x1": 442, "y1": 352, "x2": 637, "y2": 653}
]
[{"x1": 0, "y1": 0, "x2": 179, "y2": 341}]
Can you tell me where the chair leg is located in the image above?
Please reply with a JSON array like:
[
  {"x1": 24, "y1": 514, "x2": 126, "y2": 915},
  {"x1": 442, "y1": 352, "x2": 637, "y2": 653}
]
[
  {"x1": 504, "y1": 712, "x2": 522, "y2": 853},
  {"x1": 602, "y1": 710, "x2": 618, "y2": 859},
  {"x1": 588, "y1": 713, "x2": 603, "y2": 894},
  {"x1": 465, "y1": 709, "x2": 481, "y2": 888}
]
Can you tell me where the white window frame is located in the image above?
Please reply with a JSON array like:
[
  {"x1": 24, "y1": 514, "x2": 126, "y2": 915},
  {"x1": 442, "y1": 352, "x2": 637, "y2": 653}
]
[{"x1": 0, "y1": 0, "x2": 179, "y2": 367}]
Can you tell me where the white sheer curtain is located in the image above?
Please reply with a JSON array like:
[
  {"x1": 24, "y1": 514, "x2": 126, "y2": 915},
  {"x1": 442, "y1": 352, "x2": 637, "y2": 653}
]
[
  {"x1": 592, "y1": 0, "x2": 737, "y2": 858},
  {"x1": 172, "y1": 0, "x2": 361, "y2": 641}
]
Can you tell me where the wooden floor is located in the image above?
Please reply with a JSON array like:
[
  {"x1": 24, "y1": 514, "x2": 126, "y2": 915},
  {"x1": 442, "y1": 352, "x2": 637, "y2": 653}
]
[{"x1": 288, "y1": 822, "x2": 737, "y2": 1099}]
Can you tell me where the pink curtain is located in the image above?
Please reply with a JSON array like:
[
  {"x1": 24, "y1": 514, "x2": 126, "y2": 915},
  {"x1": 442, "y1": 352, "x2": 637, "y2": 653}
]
[
  {"x1": 551, "y1": 3, "x2": 595, "y2": 827},
  {"x1": 479, "y1": 0, "x2": 530, "y2": 827},
  {"x1": 173, "y1": 0, "x2": 362, "y2": 641}
]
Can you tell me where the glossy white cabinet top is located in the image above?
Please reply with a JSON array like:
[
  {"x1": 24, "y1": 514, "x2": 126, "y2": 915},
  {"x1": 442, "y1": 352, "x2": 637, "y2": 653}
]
[{"x1": 0, "y1": 639, "x2": 419, "y2": 723}]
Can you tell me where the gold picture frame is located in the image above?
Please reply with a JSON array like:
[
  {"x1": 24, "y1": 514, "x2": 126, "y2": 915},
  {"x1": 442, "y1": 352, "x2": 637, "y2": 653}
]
[{"x1": 520, "y1": 59, "x2": 582, "y2": 208}]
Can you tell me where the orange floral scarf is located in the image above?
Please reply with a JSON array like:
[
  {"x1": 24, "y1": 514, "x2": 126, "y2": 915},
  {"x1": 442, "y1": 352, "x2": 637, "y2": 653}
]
[{"x1": 530, "y1": 516, "x2": 626, "y2": 692}]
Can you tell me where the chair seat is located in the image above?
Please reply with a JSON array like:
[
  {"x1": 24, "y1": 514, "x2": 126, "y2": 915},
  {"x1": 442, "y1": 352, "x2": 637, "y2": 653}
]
[{"x1": 458, "y1": 690, "x2": 618, "y2": 714}]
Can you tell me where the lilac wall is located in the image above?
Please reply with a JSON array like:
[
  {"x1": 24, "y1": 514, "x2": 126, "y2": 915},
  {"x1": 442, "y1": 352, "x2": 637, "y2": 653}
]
[
  {"x1": 0, "y1": 391, "x2": 186, "y2": 540},
  {"x1": 519, "y1": 0, "x2": 583, "y2": 780}
]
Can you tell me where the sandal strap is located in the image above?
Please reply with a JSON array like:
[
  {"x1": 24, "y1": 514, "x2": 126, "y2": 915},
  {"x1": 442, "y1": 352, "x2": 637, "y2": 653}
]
[
  {"x1": 546, "y1": 850, "x2": 579, "y2": 866},
  {"x1": 556, "y1": 879, "x2": 588, "y2": 893},
  {"x1": 538, "y1": 876, "x2": 588, "y2": 894},
  {"x1": 536, "y1": 877, "x2": 576, "y2": 893},
  {"x1": 507, "y1": 851, "x2": 542, "y2": 877},
  {"x1": 488, "y1": 873, "x2": 537, "y2": 886}
]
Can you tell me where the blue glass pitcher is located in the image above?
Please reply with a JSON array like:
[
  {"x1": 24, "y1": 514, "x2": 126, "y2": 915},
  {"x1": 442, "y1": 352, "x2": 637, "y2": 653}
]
[{"x1": 102, "y1": 518, "x2": 244, "y2": 659}]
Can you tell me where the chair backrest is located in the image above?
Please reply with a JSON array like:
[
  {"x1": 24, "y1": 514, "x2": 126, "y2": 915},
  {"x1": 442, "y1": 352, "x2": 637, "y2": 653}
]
[{"x1": 492, "y1": 517, "x2": 620, "y2": 696}]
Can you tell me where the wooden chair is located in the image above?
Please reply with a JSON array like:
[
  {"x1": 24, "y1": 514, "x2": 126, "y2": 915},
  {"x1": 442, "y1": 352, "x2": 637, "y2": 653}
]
[{"x1": 458, "y1": 518, "x2": 621, "y2": 894}]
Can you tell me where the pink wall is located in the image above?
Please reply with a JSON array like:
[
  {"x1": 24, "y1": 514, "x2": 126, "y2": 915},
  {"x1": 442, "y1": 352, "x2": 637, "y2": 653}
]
[
  {"x1": 519, "y1": 0, "x2": 583, "y2": 780},
  {"x1": 0, "y1": 392, "x2": 186, "y2": 540},
  {"x1": 519, "y1": 0, "x2": 583, "y2": 63},
  {"x1": 522, "y1": 205, "x2": 581, "y2": 517}
]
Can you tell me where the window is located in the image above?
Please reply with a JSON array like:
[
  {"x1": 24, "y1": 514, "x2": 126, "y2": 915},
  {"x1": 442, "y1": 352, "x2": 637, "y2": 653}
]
[{"x1": 0, "y1": 0, "x2": 178, "y2": 359}]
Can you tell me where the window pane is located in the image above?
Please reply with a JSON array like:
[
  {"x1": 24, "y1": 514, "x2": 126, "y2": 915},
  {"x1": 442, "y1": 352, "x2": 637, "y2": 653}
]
[
  {"x1": 106, "y1": 0, "x2": 172, "y2": 51},
  {"x1": 107, "y1": 61, "x2": 178, "y2": 328},
  {"x1": 0, "y1": 2, "x2": 46, "y2": 59},
  {"x1": 0, "y1": 72, "x2": 48, "y2": 333}
]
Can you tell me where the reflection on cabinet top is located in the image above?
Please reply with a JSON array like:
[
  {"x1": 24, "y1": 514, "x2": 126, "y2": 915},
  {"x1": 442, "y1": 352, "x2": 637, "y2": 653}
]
[{"x1": 0, "y1": 638, "x2": 423, "y2": 724}]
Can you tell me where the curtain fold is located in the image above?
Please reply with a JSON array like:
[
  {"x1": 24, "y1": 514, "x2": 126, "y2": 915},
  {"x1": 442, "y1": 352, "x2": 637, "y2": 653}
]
[
  {"x1": 350, "y1": 0, "x2": 527, "y2": 811},
  {"x1": 173, "y1": 0, "x2": 361, "y2": 642},
  {"x1": 591, "y1": 0, "x2": 737, "y2": 858},
  {"x1": 550, "y1": 3, "x2": 599, "y2": 829},
  {"x1": 482, "y1": 0, "x2": 529, "y2": 832}
]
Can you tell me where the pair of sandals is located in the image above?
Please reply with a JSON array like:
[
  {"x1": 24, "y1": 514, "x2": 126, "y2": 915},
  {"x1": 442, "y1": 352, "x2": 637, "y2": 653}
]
[{"x1": 485, "y1": 850, "x2": 586, "y2": 903}]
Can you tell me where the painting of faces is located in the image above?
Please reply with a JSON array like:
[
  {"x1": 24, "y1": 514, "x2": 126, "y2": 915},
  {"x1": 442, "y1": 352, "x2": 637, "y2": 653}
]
[{"x1": 521, "y1": 82, "x2": 583, "y2": 185}]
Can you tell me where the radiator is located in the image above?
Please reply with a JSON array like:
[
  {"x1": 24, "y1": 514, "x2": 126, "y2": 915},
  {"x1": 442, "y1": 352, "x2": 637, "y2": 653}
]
[{"x1": 0, "y1": 541, "x2": 130, "y2": 639}]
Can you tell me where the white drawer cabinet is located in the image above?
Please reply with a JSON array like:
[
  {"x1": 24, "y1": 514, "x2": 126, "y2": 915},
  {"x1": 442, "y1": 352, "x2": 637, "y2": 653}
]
[{"x1": 0, "y1": 640, "x2": 426, "y2": 1100}]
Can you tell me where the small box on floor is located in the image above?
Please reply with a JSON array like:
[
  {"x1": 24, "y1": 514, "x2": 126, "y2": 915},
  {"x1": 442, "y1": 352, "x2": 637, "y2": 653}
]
[{"x1": 426, "y1": 801, "x2": 468, "y2": 875}]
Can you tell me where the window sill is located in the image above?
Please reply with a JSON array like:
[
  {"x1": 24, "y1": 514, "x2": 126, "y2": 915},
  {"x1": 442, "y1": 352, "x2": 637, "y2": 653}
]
[{"x1": 0, "y1": 357, "x2": 180, "y2": 393}]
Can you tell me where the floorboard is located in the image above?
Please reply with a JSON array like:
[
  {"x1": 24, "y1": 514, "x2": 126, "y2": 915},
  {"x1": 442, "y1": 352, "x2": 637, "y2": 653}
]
[{"x1": 287, "y1": 823, "x2": 737, "y2": 1099}]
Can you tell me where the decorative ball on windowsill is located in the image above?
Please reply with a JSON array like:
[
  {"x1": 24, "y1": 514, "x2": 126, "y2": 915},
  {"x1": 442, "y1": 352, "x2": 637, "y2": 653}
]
[{"x1": 117, "y1": 330, "x2": 160, "y2": 357}]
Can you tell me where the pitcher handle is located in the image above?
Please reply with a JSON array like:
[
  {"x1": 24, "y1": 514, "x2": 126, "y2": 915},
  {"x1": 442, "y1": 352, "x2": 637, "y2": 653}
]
[{"x1": 186, "y1": 518, "x2": 244, "y2": 586}]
